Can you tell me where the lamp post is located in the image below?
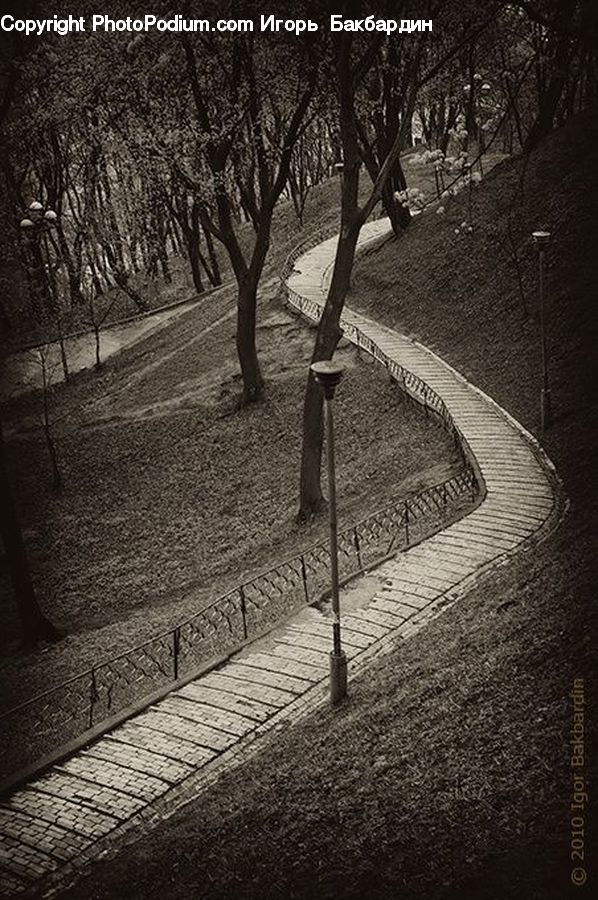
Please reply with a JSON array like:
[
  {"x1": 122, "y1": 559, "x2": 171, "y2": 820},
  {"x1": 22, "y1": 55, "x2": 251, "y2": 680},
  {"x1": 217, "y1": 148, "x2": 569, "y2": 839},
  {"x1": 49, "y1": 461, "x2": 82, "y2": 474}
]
[
  {"x1": 310, "y1": 359, "x2": 347, "y2": 705},
  {"x1": 20, "y1": 200, "x2": 59, "y2": 316},
  {"x1": 20, "y1": 200, "x2": 69, "y2": 382},
  {"x1": 532, "y1": 230, "x2": 552, "y2": 430}
]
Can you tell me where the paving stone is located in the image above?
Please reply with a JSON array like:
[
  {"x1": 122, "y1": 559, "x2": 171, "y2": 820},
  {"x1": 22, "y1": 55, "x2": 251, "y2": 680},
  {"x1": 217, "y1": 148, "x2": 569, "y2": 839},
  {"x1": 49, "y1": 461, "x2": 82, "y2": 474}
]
[
  {"x1": 0, "y1": 808, "x2": 92, "y2": 861},
  {"x1": 484, "y1": 498, "x2": 547, "y2": 519},
  {"x1": 430, "y1": 537, "x2": 496, "y2": 561},
  {"x1": 7, "y1": 789, "x2": 118, "y2": 839},
  {"x1": 371, "y1": 597, "x2": 419, "y2": 619},
  {"x1": 234, "y1": 653, "x2": 323, "y2": 684},
  {"x1": 33, "y1": 771, "x2": 144, "y2": 821},
  {"x1": 275, "y1": 631, "x2": 362, "y2": 661},
  {"x1": 270, "y1": 643, "x2": 329, "y2": 670},
  {"x1": 380, "y1": 580, "x2": 441, "y2": 602},
  {"x1": 471, "y1": 509, "x2": 539, "y2": 529},
  {"x1": 133, "y1": 710, "x2": 236, "y2": 753},
  {"x1": 159, "y1": 696, "x2": 257, "y2": 738},
  {"x1": 397, "y1": 551, "x2": 471, "y2": 578},
  {"x1": 0, "y1": 832, "x2": 60, "y2": 879},
  {"x1": 448, "y1": 524, "x2": 521, "y2": 549},
  {"x1": 288, "y1": 621, "x2": 374, "y2": 649},
  {"x1": 178, "y1": 683, "x2": 276, "y2": 723},
  {"x1": 58, "y1": 757, "x2": 168, "y2": 802},
  {"x1": 461, "y1": 515, "x2": 532, "y2": 538},
  {"x1": 380, "y1": 565, "x2": 454, "y2": 591},
  {"x1": 342, "y1": 614, "x2": 390, "y2": 640},
  {"x1": 356, "y1": 605, "x2": 408, "y2": 629},
  {"x1": 84, "y1": 738, "x2": 194, "y2": 784},
  {"x1": 110, "y1": 723, "x2": 216, "y2": 767},
  {"x1": 198, "y1": 672, "x2": 296, "y2": 708}
]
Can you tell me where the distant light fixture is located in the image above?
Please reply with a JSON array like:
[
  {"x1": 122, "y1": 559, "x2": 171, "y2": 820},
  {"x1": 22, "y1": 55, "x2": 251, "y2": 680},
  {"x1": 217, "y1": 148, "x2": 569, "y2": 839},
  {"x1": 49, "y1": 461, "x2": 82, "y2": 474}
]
[{"x1": 532, "y1": 229, "x2": 551, "y2": 247}]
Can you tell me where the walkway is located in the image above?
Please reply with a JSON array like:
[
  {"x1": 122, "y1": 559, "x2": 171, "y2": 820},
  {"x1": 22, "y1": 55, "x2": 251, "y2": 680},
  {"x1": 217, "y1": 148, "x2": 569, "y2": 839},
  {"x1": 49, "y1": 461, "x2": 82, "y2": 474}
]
[{"x1": 0, "y1": 220, "x2": 559, "y2": 898}]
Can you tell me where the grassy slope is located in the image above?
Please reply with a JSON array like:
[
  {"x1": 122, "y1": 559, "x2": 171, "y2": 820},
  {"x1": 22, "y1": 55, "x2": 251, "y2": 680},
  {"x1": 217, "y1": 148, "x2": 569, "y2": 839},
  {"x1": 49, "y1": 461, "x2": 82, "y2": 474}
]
[
  {"x1": 0, "y1": 163, "x2": 454, "y2": 710},
  {"x1": 61, "y1": 114, "x2": 596, "y2": 900}
]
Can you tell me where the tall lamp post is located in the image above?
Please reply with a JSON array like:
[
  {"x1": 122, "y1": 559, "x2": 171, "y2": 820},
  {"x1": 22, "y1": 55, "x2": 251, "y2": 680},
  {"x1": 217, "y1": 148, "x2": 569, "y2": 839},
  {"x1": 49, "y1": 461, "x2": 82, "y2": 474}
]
[
  {"x1": 19, "y1": 200, "x2": 69, "y2": 382},
  {"x1": 311, "y1": 359, "x2": 347, "y2": 705},
  {"x1": 19, "y1": 200, "x2": 59, "y2": 317},
  {"x1": 532, "y1": 230, "x2": 552, "y2": 431}
]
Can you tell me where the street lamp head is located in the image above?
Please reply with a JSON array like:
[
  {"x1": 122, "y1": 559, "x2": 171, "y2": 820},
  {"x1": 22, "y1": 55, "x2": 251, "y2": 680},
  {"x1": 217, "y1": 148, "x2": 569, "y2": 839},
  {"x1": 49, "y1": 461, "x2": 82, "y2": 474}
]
[
  {"x1": 19, "y1": 218, "x2": 35, "y2": 229},
  {"x1": 481, "y1": 83, "x2": 492, "y2": 92},
  {"x1": 311, "y1": 360, "x2": 345, "y2": 399},
  {"x1": 532, "y1": 230, "x2": 551, "y2": 248},
  {"x1": 334, "y1": 161, "x2": 344, "y2": 176},
  {"x1": 28, "y1": 200, "x2": 44, "y2": 222},
  {"x1": 43, "y1": 209, "x2": 58, "y2": 223}
]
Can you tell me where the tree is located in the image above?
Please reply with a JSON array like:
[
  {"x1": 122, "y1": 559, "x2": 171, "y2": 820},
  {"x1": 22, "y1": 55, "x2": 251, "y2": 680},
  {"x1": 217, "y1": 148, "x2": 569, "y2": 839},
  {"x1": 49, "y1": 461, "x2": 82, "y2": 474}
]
[
  {"x1": 0, "y1": 423, "x2": 62, "y2": 647},
  {"x1": 179, "y1": 22, "x2": 320, "y2": 402},
  {"x1": 298, "y1": 1, "x2": 499, "y2": 518},
  {"x1": 0, "y1": 27, "x2": 61, "y2": 646}
]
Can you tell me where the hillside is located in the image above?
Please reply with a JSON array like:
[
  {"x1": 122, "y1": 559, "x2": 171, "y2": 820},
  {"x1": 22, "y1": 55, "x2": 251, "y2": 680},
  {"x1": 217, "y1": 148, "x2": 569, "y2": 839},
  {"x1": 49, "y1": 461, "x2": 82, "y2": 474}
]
[
  {"x1": 0, "y1": 163, "x2": 454, "y2": 715},
  {"x1": 59, "y1": 113, "x2": 597, "y2": 900}
]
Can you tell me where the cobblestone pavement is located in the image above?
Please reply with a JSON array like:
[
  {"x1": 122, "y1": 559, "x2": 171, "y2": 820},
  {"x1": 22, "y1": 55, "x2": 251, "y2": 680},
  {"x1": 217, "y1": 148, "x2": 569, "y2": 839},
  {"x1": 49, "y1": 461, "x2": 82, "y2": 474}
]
[{"x1": 0, "y1": 219, "x2": 560, "y2": 898}]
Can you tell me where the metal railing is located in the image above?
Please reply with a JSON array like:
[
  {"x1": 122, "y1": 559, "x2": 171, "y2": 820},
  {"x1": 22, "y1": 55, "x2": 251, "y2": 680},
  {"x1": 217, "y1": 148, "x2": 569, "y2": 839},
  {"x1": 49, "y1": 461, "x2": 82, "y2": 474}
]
[
  {"x1": 0, "y1": 218, "x2": 481, "y2": 784},
  {"x1": 0, "y1": 462, "x2": 476, "y2": 782}
]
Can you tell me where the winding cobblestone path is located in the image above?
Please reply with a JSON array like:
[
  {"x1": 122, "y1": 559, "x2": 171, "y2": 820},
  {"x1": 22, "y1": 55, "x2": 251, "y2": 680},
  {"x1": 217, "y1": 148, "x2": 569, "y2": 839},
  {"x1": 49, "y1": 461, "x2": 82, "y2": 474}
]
[{"x1": 0, "y1": 219, "x2": 560, "y2": 898}]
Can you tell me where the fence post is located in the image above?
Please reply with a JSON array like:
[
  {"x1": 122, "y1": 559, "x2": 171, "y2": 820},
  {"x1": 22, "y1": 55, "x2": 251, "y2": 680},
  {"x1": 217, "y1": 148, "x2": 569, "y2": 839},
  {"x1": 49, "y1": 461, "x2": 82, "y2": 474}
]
[
  {"x1": 469, "y1": 468, "x2": 477, "y2": 502},
  {"x1": 404, "y1": 501, "x2": 410, "y2": 547},
  {"x1": 353, "y1": 526, "x2": 363, "y2": 570},
  {"x1": 173, "y1": 627, "x2": 180, "y2": 681},
  {"x1": 239, "y1": 586, "x2": 248, "y2": 640},
  {"x1": 89, "y1": 668, "x2": 98, "y2": 729},
  {"x1": 300, "y1": 554, "x2": 309, "y2": 604}
]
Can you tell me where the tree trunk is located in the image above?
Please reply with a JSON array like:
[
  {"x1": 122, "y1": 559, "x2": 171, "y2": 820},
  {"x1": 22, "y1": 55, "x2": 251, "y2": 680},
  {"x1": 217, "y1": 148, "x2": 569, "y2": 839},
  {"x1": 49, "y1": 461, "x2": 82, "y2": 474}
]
[
  {"x1": 198, "y1": 207, "x2": 221, "y2": 286},
  {"x1": 0, "y1": 421, "x2": 62, "y2": 647},
  {"x1": 523, "y1": 0, "x2": 577, "y2": 151},
  {"x1": 188, "y1": 239, "x2": 204, "y2": 294},
  {"x1": 41, "y1": 367, "x2": 63, "y2": 493},
  {"x1": 236, "y1": 272, "x2": 265, "y2": 403},
  {"x1": 94, "y1": 323, "x2": 102, "y2": 370},
  {"x1": 187, "y1": 205, "x2": 205, "y2": 294},
  {"x1": 112, "y1": 271, "x2": 149, "y2": 312},
  {"x1": 55, "y1": 316, "x2": 70, "y2": 383},
  {"x1": 298, "y1": 220, "x2": 361, "y2": 518}
]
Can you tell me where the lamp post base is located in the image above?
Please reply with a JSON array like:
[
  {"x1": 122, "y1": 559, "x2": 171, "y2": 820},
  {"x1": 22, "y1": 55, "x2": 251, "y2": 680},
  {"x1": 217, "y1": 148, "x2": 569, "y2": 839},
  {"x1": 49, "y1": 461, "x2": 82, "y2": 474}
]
[
  {"x1": 541, "y1": 387, "x2": 552, "y2": 432},
  {"x1": 330, "y1": 650, "x2": 347, "y2": 705}
]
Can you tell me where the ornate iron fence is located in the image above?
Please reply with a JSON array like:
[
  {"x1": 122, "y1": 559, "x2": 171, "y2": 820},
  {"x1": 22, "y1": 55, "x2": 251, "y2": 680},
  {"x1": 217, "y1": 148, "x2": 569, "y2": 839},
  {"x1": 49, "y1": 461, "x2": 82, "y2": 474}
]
[
  {"x1": 0, "y1": 464, "x2": 477, "y2": 782},
  {"x1": 0, "y1": 218, "x2": 481, "y2": 784}
]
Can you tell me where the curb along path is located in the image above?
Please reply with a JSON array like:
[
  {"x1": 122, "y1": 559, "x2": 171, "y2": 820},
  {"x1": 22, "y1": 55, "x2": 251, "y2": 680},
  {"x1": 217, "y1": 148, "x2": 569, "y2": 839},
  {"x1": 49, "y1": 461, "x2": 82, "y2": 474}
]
[{"x1": 0, "y1": 219, "x2": 560, "y2": 898}]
